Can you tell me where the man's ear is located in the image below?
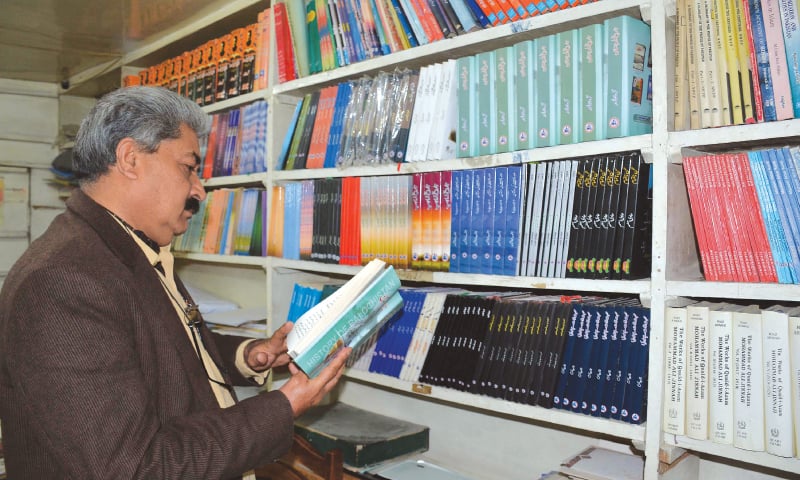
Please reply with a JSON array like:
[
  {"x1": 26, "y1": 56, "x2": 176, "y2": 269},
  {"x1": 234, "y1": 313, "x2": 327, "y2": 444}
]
[{"x1": 114, "y1": 138, "x2": 140, "y2": 179}]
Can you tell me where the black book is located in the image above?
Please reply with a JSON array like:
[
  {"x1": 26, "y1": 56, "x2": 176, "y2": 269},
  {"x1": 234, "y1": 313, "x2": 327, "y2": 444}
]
[
  {"x1": 597, "y1": 155, "x2": 624, "y2": 279},
  {"x1": 618, "y1": 152, "x2": 652, "y2": 279},
  {"x1": 471, "y1": 300, "x2": 505, "y2": 394},
  {"x1": 435, "y1": 0, "x2": 465, "y2": 36},
  {"x1": 460, "y1": 296, "x2": 495, "y2": 392},
  {"x1": 586, "y1": 156, "x2": 610, "y2": 278},
  {"x1": 499, "y1": 300, "x2": 526, "y2": 402},
  {"x1": 293, "y1": 90, "x2": 321, "y2": 170},
  {"x1": 418, "y1": 294, "x2": 460, "y2": 385},
  {"x1": 565, "y1": 159, "x2": 590, "y2": 278},
  {"x1": 611, "y1": 153, "x2": 633, "y2": 279},
  {"x1": 537, "y1": 301, "x2": 573, "y2": 409},
  {"x1": 519, "y1": 300, "x2": 547, "y2": 405},
  {"x1": 552, "y1": 302, "x2": 583, "y2": 410},
  {"x1": 505, "y1": 300, "x2": 535, "y2": 403}
]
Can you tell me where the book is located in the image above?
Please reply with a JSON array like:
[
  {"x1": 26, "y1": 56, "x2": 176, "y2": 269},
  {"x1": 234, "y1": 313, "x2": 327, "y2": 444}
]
[
  {"x1": 760, "y1": 305, "x2": 795, "y2": 457},
  {"x1": 708, "y1": 302, "x2": 734, "y2": 444},
  {"x1": 731, "y1": 304, "x2": 766, "y2": 451},
  {"x1": 294, "y1": 402, "x2": 429, "y2": 468},
  {"x1": 663, "y1": 299, "x2": 697, "y2": 436},
  {"x1": 685, "y1": 301, "x2": 711, "y2": 439},
  {"x1": 286, "y1": 258, "x2": 403, "y2": 377},
  {"x1": 559, "y1": 446, "x2": 644, "y2": 480}
]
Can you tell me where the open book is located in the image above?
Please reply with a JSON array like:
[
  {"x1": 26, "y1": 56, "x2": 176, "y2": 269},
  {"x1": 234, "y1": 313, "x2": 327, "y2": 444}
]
[{"x1": 286, "y1": 259, "x2": 403, "y2": 377}]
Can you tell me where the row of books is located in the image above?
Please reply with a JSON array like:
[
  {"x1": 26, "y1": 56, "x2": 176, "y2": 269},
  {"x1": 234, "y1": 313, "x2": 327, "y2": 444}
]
[
  {"x1": 274, "y1": 0, "x2": 600, "y2": 81},
  {"x1": 173, "y1": 187, "x2": 266, "y2": 256},
  {"x1": 341, "y1": 287, "x2": 651, "y2": 424},
  {"x1": 682, "y1": 147, "x2": 800, "y2": 284},
  {"x1": 268, "y1": 152, "x2": 652, "y2": 280},
  {"x1": 664, "y1": 301, "x2": 800, "y2": 459},
  {"x1": 126, "y1": 8, "x2": 271, "y2": 105},
  {"x1": 277, "y1": 72, "x2": 421, "y2": 169},
  {"x1": 200, "y1": 101, "x2": 269, "y2": 178},
  {"x1": 458, "y1": 16, "x2": 653, "y2": 158},
  {"x1": 279, "y1": 15, "x2": 653, "y2": 169},
  {"x1": 673, "y1": 0, "x2": 800, "y2": 129}
]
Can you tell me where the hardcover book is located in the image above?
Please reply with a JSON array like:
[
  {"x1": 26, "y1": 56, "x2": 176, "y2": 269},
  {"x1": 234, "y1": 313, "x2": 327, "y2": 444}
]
[
  {"x1": 294, "y1": 402, "x2": 429, "y2": 468},
  {"x1": 286, "y1": 258, "x2": 403, "y2": 377}
]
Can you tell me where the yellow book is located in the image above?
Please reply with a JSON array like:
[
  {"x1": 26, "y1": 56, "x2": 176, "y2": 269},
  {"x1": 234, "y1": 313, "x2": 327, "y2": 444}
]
[
  {"x1": 674, "y1": 0, "x2": 691, "y2": 131},
  {"x1": 719, "y1": 0, "x2": 745, "y2": 124},
  {"x1": 686, "y1": 0, "x2": 702, "y2": 129},
  {"x1": 267, "y1": 186, "x2": 285, "y2": 257},
  {"x1": 731, "y1": 0, "x2": 756, "y2": 123},
  {"x1": 712, "y1": 0, "x2": 733, "y2": 125}
]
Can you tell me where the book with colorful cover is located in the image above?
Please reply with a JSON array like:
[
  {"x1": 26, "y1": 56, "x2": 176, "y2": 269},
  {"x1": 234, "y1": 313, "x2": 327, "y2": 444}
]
[
  {"x1": 286, "y1": 259, "x2": 403, "y2": 377},
  {"x1": 603, "y1": 15, "x2": 652, "y2": 137}
]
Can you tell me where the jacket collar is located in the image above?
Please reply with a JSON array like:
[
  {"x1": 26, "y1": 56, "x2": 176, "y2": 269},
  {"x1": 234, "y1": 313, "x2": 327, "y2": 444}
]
[{"x1": 65, "y1": 188, "x2": 145, "y2": 271}]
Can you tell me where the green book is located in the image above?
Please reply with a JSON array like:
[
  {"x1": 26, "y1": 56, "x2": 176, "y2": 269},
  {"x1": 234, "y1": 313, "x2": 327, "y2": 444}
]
[
  {"x1": 512, "y1": 40, "x2": 534, "y2": 152},
  {"x1": 287, "y1": 259, "x2": 403, "y2": 377},
  {"x1": 557, "y1": 28, "x2": 579, "y2": 145},
  {"x1": 579, "y1": 23, "x2": 605, "y2": 142},
  {"x1": 284, "y1": 93, "x2": 313, "y2": 170},
  {"x1": 534, "y1": 34, "x2": 556, "y2": 148},
  {"x1": 494, "y1": 46, "x2": 514, "y2": 154},
  {"x1": 304, "y1": 0, "x2": 322, "y2": 74},
  {"x1": 476, "y1": 50, "x2": 495, "y2": 156},
  {"x1": 295, "y1": 402, "x2": 429, "y2": 468},
  {"x1": 456, "y1": 55, "x2": 477, "y2": 158}
]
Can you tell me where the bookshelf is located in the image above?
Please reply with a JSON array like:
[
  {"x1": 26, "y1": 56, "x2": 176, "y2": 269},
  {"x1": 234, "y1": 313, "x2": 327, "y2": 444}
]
[{"x1": 102, "y1": 0, "x2": 800, "y2": 478}]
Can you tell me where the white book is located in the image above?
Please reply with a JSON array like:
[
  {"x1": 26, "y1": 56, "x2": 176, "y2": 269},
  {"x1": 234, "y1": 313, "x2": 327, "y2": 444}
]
[
  {"x1": 427, "y1": 59, "x2": 458, "y2": 161},
  {"x1": 686, "y1": 301, "x2": 712, "y2": 440},
  {"x1": 732, "y1": 304, "x2": 766, "y2": 451},
  {"x1": 400, "y1": 291, "x2": 449, "y2": 382},
  {"x1": 555, "y1": 160, "x2": 578, "y2": 278},
  {"x1": 663, "y1": 299, "x2": 700, "y2": 436},
  {"x1": 405, "y1": 65, "x2": 431, "y2": 163},
  {"x1": 761, "y1": 306, "x2": 794, "y2": 457},
  {"x1": 789, "y1": 306, "x2": 800, "y2": 458},
  {"x1": 708, "y1": 303, "x2": 734, "y2": 444}
]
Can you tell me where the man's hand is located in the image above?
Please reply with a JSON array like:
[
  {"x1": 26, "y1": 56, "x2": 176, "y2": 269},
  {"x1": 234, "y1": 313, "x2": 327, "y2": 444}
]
[
  {"x1": 279, "y1": 347, "x2": 351, "y2": 417},
  {"x1": 243, "y1": 321, "x2": 294, "y2": 372}
]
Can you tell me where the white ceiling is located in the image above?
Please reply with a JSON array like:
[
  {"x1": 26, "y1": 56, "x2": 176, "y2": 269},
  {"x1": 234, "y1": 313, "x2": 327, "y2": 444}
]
[{"x1": 0, "y1": 0, "x2": 264, "y2": 96}]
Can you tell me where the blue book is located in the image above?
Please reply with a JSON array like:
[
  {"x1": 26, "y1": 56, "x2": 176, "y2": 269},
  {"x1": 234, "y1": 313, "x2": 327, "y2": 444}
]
[
  {"x1": 610, "y1": 306, "x2": 635, "y2": 420},
  {"x1": 492, "y1": 167, "x2": 508, "y2": 275},
  {"x1": 749, "y1": 0, "x2": 778, "y2": 121},
  {"x1": 397, "y1": 0, "x2": 429, "y2": 45},
  {"x1": 283, "y1": 182, "x2": 302, "y2": 260},
  {"x1": 552, "y1": 302, "x2": 581, "y2": 410},
  {"x1": 748, "y1": 150, "x2": 796, "y2": 283},
  {"x1": 387, "y1": 0, "x2": 420, "y2": 47},
  {"x1": 622, "y1": 305, "x2": 649, "y2": 424},
  {"x1": 469, "y1": 168, "x2": 484, "y2": 273},
  {"x1": 777, "y1": 2, "x2": 800, "y2": 116},
  {"x1": 324, "y1": 82, "x2": 353, "y2": 168},
  {"x1": 762, "y1": 148, "x2": 800, "y2": 281},
  {"x1": 598, "y1": 306, "x2": 623, "y2": 418},
  {"x1": 449, "y1": 0, "x2": 481, "y2": 32},
  {"x1": 480, "y1": 168, "x2": 496, "y2": 274},
  {"x1": 277, "y1": 101, "x2": 304, "y2": 171},
  {"x1": 583, "y1": 305, "x2": 612, "y2": 416},
  {"x1": 449, "y1": 170, "x2": 463, "y2": 272},
  {"x1": 459, "y1": 169, "x2": 474, "y2": 270},
  {"x1": 504, "y1": 165, "x2": 523, "y2": 276},
  {"x1": 566, "y1": 304, "x2": 595, "y2": 413},
  {"x1": 369, "y1": 288, "x2": 416, "y2": 375}
]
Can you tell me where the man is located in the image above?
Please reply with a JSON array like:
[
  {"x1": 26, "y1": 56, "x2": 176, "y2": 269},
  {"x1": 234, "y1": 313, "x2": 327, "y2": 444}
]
[{"x1": 0, "y1": 86, "x2": 349, "y2": 479}]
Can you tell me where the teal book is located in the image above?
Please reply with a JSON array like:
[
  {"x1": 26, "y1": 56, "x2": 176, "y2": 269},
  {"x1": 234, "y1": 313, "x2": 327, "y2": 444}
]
[
  {"x1": 295, "y1": 402, "x2": 429, "y2": 468},
  {"x1": 494, "y1": 46, "x2": 514, "y2": 154},
  {"x1": 557, "y1": 28, "x2": 579, "y2": 145},
  {"x1": 533, "y1": 34, "x2": 557, "y2": 147},
  {"x1": 512, "y1": 40, "x2": 534, "y2": 152},
  {"x1": 287, "y1": 259, "x2": 403, "y2": 377},
  {"x1": 579, "y1": 23, "x2": 605, "y2": 142},
  {"x1": 476, "y1": 50, "x2": 496, "y2": 156},
  {"x1": 603, "y1": 15, "x2": 652, "y2": 138},
  {"x1": 456, "y1": 55, "x2": 477, "y2": 158}
]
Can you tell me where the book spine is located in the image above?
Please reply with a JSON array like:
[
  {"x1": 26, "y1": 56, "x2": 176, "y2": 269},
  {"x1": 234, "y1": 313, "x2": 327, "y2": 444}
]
[
  {"x1": 512, "y1": 40, "x2": 534, "y2": 152},
  {"x1": 580, "y1": 23, "x2": 605, "y2": 141},
  {"x1": 557, "y1": 28, "x2": 579, "y2": 145},
  {"x1": 534, "y1": 35, "x2": 556, "y2": 147},
  {"x1": 761, "y1": 309, "x2": 795, "y2": 457},
  {"x1": 685, "y1": 303, "x2": 710, "y2": 439},
  {"x1": 456, "y1": 56, "x2": 477, "y2": 158},
  {"x1": 761, "y1": 0, "x2": 795, "y2": 119},
  {"x1": 732, "y1": 309, "x2": 766, "y2": 451}
]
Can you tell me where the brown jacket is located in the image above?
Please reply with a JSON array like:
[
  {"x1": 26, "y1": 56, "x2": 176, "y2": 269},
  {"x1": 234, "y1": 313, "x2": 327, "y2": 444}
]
[{"x1": 0, "y1": 189, "x2": 293, "y2": 479}]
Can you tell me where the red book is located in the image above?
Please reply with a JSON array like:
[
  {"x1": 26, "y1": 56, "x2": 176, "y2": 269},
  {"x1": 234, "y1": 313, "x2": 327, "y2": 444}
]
[
  {"x1": 682, "y1": 155, "x2": 719, "y2": 281},
  {"x1": 273, "y1": 2, "x2": 297, "y2": 83},
  {"x1": 305, "y1": 85, "x2": 339, "y2": 169},
  {"x1": 715, "y1": 154, "x2": 759, "y2": 282}
]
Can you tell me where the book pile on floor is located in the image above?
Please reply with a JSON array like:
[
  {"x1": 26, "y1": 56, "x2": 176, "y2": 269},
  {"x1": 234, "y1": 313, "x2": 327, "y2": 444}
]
[{"x1": 539, "y1": 445, "x2": 643, "y2": 480}]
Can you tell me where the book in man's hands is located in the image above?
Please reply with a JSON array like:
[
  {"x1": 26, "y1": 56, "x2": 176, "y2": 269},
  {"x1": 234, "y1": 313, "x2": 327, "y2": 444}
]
[{"x1": 286, "y1": 259, "x2": 403, "y2": 377}]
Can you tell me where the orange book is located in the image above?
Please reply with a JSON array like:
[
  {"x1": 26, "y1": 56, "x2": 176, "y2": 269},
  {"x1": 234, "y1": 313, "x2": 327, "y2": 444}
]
[
  {"x1": 123, "y1": 75, "x2": 141, "y2": 87},
  {"x1": 177, "y1": 51, "x2": 192, "y2": 97},
  {"x1": 215, "y1": 34, "x2": 232, "y2": 102},
  {"x1": 267, "y1": 185, "x2": 285, "y2": 257},
  {"x1": 225, "y1": 28, "x2": 245, "y2": 99},
  {"x1": 408, "y1": 0, "x2": 445, "y2": 42},
  {"x1": 200, "y1": 40, "x2": 219, "y2": 106},
  {"x1": 202, "y1": 189, "x2": 230, "y2": 254},
  {"x1": 410, "y1": 173, "x2": 424, "y2": 269},
  {"x1": 239, "y1": 24, "x2": 258, "y2": 94},
  {"x1": 138, "y1": 68, "x2": 149, "y2": 86},
  {"x1": 305, "y1": 85, "x2": 339, "y2": 169},
  {"x1": 255, "y1": 8, "x2": 272, "y2": 90},
  {"x1": 339, "y1": 176, "x2": 362, "y2": 265},
  {"x1": 158, "y1": 60, "x2": 170, "y2": 88},
  {"x1": 168, "y1": 56, "x2": 181, "y2": 93},
  {"x1": 188, "y1": 47, "x2": 204, "y2": 104}
]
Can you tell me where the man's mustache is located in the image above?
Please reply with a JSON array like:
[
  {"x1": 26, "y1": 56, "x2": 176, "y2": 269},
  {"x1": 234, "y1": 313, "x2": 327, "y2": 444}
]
[{"x1": 185, "y1": 197, "x2": 200, "y2": 214}]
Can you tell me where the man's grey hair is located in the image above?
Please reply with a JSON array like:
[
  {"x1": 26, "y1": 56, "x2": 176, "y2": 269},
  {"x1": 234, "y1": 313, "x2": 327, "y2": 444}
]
[{"x1": 73, "y1": 86, "x2": 211, "y2": 184}]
